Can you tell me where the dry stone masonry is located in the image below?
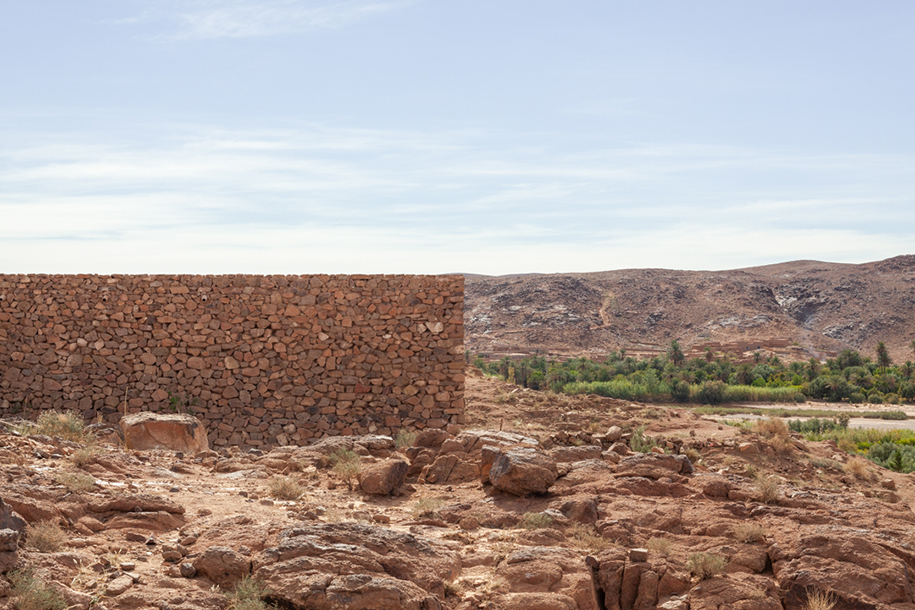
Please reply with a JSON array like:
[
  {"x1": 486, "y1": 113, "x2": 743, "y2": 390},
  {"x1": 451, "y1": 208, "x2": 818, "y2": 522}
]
[{"x1": 0, "y1": 274, "x2": 464, "y2": 449}]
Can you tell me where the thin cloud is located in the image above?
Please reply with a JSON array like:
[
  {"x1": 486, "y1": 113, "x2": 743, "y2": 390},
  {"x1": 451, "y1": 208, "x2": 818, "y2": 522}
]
[
  {"x1": 110, "y1": 0, "x2": 418, "y2": 39},
  {"x1": 1, "y1": 118, "x2": 913, "y2": 273}
]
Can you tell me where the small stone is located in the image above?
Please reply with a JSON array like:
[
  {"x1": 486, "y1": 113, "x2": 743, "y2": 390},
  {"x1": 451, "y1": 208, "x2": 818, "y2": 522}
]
[
  {"x1": 630, "y1": 548, "x2": 649, "y2": 562},
  {"x1": 259, "y1": 499, "x2": 274, "y2": 506},
  {"x1": 371, "y1": 513, "x2": 391, "y2": 524},
  {"x1": 105, "y1": 574, "x2": 134, "y2": 597},
  {"x1": 119, "y1": 562, "x2": 136, "y2": 571},
  {"x1": 125, "y1": 531, "x2": 147, "y2": 543},
  {"x1": 179, "y1": 562, "x2": 196, "y2": 578},
  {"x1": 459, "y1": 517, "x2": 479, "y2": 531},
  {"x1": 881, "y1": 478, "x2": 896, "y2": 490}
]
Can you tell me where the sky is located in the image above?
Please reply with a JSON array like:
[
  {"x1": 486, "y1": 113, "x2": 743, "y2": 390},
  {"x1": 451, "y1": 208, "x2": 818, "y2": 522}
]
[{"x1": 1, "y1": 1, "x2": 913, "y2": 275}]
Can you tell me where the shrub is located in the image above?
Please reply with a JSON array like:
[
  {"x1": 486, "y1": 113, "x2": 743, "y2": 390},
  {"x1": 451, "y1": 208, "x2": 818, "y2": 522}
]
[
  {"x1": 54, "y1": 472, "x2": 96, "y2": 493},
  {"x1": 8, "y1": 569, "x2": 66, "y2": 610},
  {"x1": 844, "y1": 457, "x2": 874, "y2": 481},
  {"x1": 867, "y1": 392, "x2": 884, "y2": 404},
  {"x1": 267, "y1": 476, "x2": 305, "y2": 501},
  {"x1": 671, "y1": 380, "x2": 690, "y2": 402},
  {"x1": 696, "y1": 381, "x2": 727, "y2": 405},
  {"x1": 516, "y1": 512, "x2": 553, "y2": 530},
  {"x1": 70, "y1": 444, "x2": 100, "y2": 468},
  {"x1": 687, "y1": 552, "x2": 727, "y2": 580},
  {"x1": 412, "y1": 497, "x2": 444, "y2": 519},
  {"x1": 866, "y1": 443, "x2": 915, "y2": 473},
  {"x1": 35, "y1": 410, "x2": 94, "y2": 443},
  {"x1": 732, "y1": 522, "x2": 765, "y2": 543},
  {"x1": 630, "y1": 426, "x2": 656, "y2": 453},
  {"x1": 567, "y1": 523, "x2": 610, "y2": 552},
  {"x1": 328, "y1": 448, "x2": 362, "y2": 491},
  {"x1": 646, "y1": 537, "x2": 672, "y2": 556},
  {"x1": 395, "y1": 429, "x2": 418, "y2": 449},
  {"x1": 849, "y1": 392, "x2": 865, "y2": 404},
  {"x1": 756, "y1": 476, "x2": 780, "y2": 504},
  {"x1": 754, "y1": 417, "x2": 789, "y2": 439},
  {"x1": 885, "y1": 393, "x2": 901, "y2": 405},
  {"x1": 228, "y1": 575, "x2": 274, "y2": 610},
  {"x1": 25, "y1": 521, "x2": 67, "y2": 553}
]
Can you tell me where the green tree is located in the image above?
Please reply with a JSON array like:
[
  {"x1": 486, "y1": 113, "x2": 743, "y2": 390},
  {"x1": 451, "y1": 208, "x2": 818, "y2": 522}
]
[
  {"x1": 667, "y1": 340, "x2": 685, "y2": 367},
  {"x1": 876, "y1": 341, "x2": 892, "y2": 373}
]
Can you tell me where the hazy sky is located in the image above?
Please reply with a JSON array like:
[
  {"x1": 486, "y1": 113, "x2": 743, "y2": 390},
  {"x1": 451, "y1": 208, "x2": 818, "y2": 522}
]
[{"x1": 2, "y1": 1, "x2": 913, "y2": 275}]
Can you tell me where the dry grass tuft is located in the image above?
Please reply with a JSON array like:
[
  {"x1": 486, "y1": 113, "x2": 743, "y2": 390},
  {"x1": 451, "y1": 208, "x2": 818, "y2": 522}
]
[
  {"x1": 756, "y1": 475, "x2": 780, "y2": 504},
  {"x1": 732, "y1": 522, "x2": 766, "y2": 543},
  {"x1": 8, "y1": 569, "x2": 66, "y2": 610},
  {"x1": 754, "y1": 417, "x2": 789, "y2": 438},
  {"x1": 328, "y1": 448, "x2": 363, "y2": 491},
  {"x1": 646, "y1": 537, "x2": 672, "y2": 556},
  {"x1": 268, "y1": 476, "x2": 305, "y2": 501},
  {"x1": 687, "y1": 552, "x2": 727, "y2": 580},
  {"x1": 228, "y1": 575, "x2": 274, "y2": 610},
  {"x1": 412, "y1": 497, "x2": 444, "y2": 519},
  {"x1": 35, "y1": 410, "x2": 94, "y2": 444},
  {"x1": 25, "y1": 521, "x2": 68, "y2": 553},
  {"x1": 567, "y1": 524, "x2": 611, "y2": 552},
  {"x1": 395, "y1": 429, "x2": 418, "y2": 449},
  {"x1": 516, "y1": 512, "x2": 553, "y2": 530},
  {"x1": 54, "y1": 472, "x2": 96, "y2": 493},
  {"x1": 804, "y1": 588, "x2": 837, "y2": 610},
  {"x1": 844, "y1": 457, "x2": 875, "y2": 481}
]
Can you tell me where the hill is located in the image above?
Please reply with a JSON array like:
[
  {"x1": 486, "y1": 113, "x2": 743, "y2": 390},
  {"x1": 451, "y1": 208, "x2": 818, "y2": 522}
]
[{"x1": 465, "y1": 255, "x2": 915, "y2": 364}]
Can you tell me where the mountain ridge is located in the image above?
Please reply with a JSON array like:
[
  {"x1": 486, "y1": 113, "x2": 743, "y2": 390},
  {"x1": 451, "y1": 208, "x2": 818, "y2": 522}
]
[{"x1": 464, "y1": 255, "x2": 915, "y2": 363}]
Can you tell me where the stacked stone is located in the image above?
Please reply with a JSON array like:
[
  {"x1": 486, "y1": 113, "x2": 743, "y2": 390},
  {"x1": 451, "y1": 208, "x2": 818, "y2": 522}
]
[{"x1": 0, "y1": 274, "x2": 464, "y2": 449}]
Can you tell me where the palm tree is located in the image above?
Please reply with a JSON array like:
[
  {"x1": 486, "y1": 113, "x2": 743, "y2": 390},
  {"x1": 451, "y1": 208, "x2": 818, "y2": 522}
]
[
  {"x1": 704, "y1": 348, "x2": 714, "y2": 363},
  {"x1": 876, "y1": 341, "x2": 892, "y2": 373},
  {"x1": 910, "y1": 339, "x2": 915, "y2": 361},
  {"x1": 667, "y1": 340, "x2": 685, "y2": 367}
]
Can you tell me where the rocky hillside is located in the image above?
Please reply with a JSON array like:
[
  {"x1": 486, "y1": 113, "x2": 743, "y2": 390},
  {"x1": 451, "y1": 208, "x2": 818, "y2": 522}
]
[
  {"x1": 2, "y1": 374, "x2": 915, "y2": 610},
  {"x1": 465, "y1": 255, "x2": 915, "y2": 363}
]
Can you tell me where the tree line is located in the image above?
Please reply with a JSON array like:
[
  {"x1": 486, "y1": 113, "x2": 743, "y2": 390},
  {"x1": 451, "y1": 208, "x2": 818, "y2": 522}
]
[{"x1": 472, "y1": 340, "x2": 915, "y2": 405}]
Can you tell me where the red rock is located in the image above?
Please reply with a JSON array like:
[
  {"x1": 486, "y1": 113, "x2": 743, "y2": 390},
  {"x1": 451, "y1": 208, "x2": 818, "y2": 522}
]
[
  {"x1": 358, "y1": 459, "x2": 408, "y2": 495},
  {"x1": 121, "y1": 413, "x2": 209, "y2": 453},
  {"x1": 489, "y1": 448, "x2": 558, "y2": 496}
]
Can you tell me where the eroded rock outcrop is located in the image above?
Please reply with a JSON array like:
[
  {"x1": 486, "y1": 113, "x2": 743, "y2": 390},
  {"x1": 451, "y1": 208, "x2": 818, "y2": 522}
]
[{"x1": 253, "y1": 523, "x2": 460, "y2": 610}]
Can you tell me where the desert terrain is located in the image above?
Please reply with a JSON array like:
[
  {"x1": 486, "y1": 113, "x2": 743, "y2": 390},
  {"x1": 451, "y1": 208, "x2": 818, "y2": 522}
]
[
  {"x1": 465, "y1": 255, "x2": 915, "y2": 364},
  {"x1": 3, "y1": 369, "x2": 915, "y2": 610}
]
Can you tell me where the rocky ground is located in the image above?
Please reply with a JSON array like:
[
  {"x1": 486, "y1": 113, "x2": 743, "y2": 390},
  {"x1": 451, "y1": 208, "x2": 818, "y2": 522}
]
[
  {"x1": 465, "y1": 254, "x2": 915, "y2": 363},
  {"x1": 3, "y1": 370, "x2": 915, "y2": 610}
]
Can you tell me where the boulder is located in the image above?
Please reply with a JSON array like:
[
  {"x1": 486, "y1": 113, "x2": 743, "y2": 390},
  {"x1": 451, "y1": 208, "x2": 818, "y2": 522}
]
[
  {"x1": 254, "y1": 523, "x2": 459, "y2": 609},
  {"x1": 358, "y1": 459, "x2": 408, "y2": 495},
  {"x1": 489, "y1": 448, "x2": 558, "y2": 496},
  {"x1": 193, "y1": 546, "x2": 251, "y2": 588},
  {"x1": 419, "y1": 454, "x2": 480, "y2": 485},
  {"x1": 606, "y1": 426, "x2": 624, "y2": 442},
  {"x1": 0, "y1": 498, "x2": 26, "y2": 537},
  {"x1": 614, "y1": 453, "x2": 692, "y2": 479},
  {"x1": 121, "y1": 413, "x2": 209, "y2": 453}
]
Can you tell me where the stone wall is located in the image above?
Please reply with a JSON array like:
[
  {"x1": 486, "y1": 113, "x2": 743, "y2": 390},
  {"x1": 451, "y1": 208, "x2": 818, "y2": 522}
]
[{"x1": 0, "y1": 274, "x2": 464, "y2": 448}]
